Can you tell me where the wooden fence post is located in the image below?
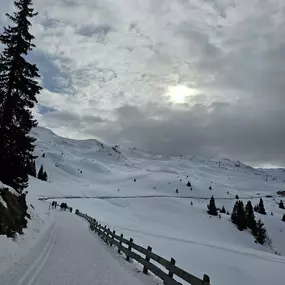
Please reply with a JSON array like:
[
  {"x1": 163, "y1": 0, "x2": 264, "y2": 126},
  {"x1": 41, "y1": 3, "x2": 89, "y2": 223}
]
[
  {"x1": 118, "y1": 234, "x2": 123, "y2": 253},
  {"x1": 143, "y1": 246, "x2": 152, "y2": 274},
  {"x1": 203, "y1": 274, "x2": 210, "y2": 284},
  {"x1": 126, "y1": 238, "x2": 133, "y2": 261},
  {"x1": 169, "y1": 258, "x2": 175, "y2": 278},
  {"x1": 110, "y1": 230, "x2": 115, "y2": 246},
  {"x1": 163, "y1": 257, "x2": 175, "y2": 284},
  {"x1": 105, "y1": 226, "x2": 108, "y2": 243},
  {"x1": 103, "y1": 225, "x2": 107, "y2": 241},
  {"x1": 107, "y1": 228, "x2": 111, "y2": 244}
]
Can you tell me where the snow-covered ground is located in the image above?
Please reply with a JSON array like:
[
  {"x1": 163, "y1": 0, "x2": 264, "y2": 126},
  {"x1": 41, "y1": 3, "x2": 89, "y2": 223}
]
[
  {"x1": 1, "y1": 126, "x2": 285, "y2": 285},
  {"x1": 0, "y1": 210, "x2": 153, "y2": 285}
]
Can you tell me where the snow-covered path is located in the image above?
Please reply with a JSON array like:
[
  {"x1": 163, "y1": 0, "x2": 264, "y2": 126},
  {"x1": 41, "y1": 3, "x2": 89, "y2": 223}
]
[{"x1": 0, "y1": 211, "x2": 151, "y2": 285}]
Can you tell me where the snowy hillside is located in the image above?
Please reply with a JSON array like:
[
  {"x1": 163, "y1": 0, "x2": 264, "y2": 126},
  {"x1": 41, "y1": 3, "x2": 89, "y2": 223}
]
[{"x1": 5, "y1": 127, "x2": 285, "y2": 285}]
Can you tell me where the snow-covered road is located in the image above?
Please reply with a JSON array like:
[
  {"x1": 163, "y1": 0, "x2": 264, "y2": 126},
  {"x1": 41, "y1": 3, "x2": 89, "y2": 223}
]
[{"x1": 0, "y1": 211, "x2": 152, "y2": 285}]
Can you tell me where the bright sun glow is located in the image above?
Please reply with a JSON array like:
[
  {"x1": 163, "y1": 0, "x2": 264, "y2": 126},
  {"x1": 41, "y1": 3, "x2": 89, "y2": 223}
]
[{"x1": 167, "y1": 85, "x2": 197, "y2": 104}]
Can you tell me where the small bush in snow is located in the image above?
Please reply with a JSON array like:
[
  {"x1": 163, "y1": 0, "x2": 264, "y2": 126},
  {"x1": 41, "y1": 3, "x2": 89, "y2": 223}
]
[{"x1": 220, "y1": 206, "x2": 226, "y2": 214}]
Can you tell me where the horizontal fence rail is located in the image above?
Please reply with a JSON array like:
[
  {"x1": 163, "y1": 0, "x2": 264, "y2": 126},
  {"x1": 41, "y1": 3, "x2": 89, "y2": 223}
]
[{"x1": 75, "y1": 210, "x2": 211, "y2": 285}]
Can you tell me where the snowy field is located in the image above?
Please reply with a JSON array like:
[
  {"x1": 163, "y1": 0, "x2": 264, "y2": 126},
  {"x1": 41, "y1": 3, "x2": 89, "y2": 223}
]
[{"x1": 1, "y1": 127, "x2": 285, "y2": 285}]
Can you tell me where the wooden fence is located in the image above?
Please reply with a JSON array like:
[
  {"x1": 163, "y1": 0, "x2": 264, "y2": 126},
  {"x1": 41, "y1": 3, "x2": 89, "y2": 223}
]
[{"x1": 76, "y1": 210, "x2": 211, "y2": 285}]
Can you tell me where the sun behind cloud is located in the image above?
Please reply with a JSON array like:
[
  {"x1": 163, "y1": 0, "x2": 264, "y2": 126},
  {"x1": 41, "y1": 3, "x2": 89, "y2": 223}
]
[{"x1": 167, "y1": 85, "x2": 198, "y2": 104}]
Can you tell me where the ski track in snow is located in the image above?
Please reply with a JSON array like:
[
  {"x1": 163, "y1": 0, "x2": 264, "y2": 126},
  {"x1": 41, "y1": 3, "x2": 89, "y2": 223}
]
[
  {"x1": 39, "y1": 194, "x2": 278, "y2": 201},
  {"x1": 114, "y1": 225, "x2": 285, "y2": 265},
  {"x1": 0, "y1": 212, "x2": 151, "y2": 285},
  {"x1": 0, "y1": 221, "x2": 59, "y2": 285}
]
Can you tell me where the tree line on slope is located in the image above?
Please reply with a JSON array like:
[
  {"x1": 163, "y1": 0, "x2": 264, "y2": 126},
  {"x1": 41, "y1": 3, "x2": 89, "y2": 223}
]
[
  {"x1": 206, "y1": 196, "x2": 285, "y2": 245},
  {"x1": 28, "y1": 160, "x2": 48, "y2": 181}
]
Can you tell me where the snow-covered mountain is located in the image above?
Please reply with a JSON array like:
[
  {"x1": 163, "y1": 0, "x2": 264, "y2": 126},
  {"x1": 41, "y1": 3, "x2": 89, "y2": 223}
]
[{"x1": 19, "y1": 127, "x2": 285, "y2": 284}]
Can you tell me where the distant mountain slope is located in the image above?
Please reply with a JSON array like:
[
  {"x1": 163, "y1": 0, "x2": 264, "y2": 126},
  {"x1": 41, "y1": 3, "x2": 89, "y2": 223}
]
[{"x1": 25, "y1": 126, "x2": 285, "y2": 285}]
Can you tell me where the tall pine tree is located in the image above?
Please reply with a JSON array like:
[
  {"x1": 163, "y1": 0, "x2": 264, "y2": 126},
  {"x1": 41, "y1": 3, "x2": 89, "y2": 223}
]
[
  {"x1": 236, "y1": 201, "x2": 247, "y2": 231},
  {"x1": 231, "y1": 201, "x2": 238, "y2": 224},
  {"x1": 231, "y1": 201, "x2": 247, "y2": 231},
  {"x1": 245, "y1": 201, "x2": 257, "y2": 234},
  {"x1": 0, "y1": 0, "x2": 41, "y2": 192}
]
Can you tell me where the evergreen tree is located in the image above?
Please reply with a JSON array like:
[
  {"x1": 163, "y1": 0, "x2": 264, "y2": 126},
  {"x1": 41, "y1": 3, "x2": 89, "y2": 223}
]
[
  {"x1": 42, "y1": 171, "x2": 48, "y2": 181},
  {"x1": 38, "y1": 165, "x2": 44, "y2": 180},
  {"x1": 282, "y1": 214, "x2": 285, "y2": 222},
  {"x1": 231, "y1": 201, "x2": 238, "y2": 224},
  {"x1": 187, "y1": 181, "x2": 191, "y2": 187},
  {"x1": 28, "y1": 159, "x2": 36, "y2": 177},
  {"x1": 207, "y1": 196, "x2": 218, "y2": 216},
  {"x1": 0, "y1": 0, "x2": 42, "y2": 192},
  {"x1": 258, "y1": 198, "x2": 266, "y2": 215},
  {"x1": 236, "y1": 201, "x2": 247, "y2": 231},
  {"x1": 254, "y1": 219, "x2": 267, "y2": 245},
  {"x1": 279, "y1": 200, "x2": 284, "y2": 209},
  {"x1": 231, "y1": 201, "x2": 247, "y2": 231},
  {"x1": 235, "y1": 195, "x2": 239, "y2": 199},
  {"x1": 245, "y1": 201, "x2": 257, "y2": 234}
]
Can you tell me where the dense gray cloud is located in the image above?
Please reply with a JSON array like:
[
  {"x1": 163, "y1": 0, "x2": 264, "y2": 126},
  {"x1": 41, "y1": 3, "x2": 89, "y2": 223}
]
[{"x1": 1, "y1": 0, "x2": 285, "y2": 166}]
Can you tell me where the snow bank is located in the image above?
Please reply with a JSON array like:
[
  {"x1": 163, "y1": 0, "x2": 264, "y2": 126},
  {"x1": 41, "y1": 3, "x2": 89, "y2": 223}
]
[
  {"x1": 0, "y1": 181, "x2": 19, "y2": 196},
  {"x1": 0, "y1": 195, "x2": 7, "y2": 208}
]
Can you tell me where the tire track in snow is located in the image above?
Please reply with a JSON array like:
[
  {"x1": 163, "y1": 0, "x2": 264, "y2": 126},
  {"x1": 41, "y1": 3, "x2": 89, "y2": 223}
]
[{"x1": 0, "y1": 222, "x2": 59, "y2": 285}]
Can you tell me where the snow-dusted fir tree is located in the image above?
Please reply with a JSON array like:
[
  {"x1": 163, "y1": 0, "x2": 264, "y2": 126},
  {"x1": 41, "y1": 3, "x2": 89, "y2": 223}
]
[
  {"x1": 254, "y1": 219, "x2": 267, "y2": 245},
  {"x1": 258, "y1": 198, "x2": 267, "y2": 215},
  {"x1": 245, "y1": 201, "x2": 257, "y2": 234},
  {"x1": 231, "y1": 200, "x2": 247, "y2": 231},
  {"x1": 207, "y1": 196, "x2": 218, "y2": 216},
  {"x1": 0, "y1": 0, "x2": 42, "y2": 192}
]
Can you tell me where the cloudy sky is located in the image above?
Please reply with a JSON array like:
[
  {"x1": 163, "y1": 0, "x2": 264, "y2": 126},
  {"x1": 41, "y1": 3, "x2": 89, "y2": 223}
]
[{"x1": 1, "y1": 0, "x2": 285, "y2": 167}]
